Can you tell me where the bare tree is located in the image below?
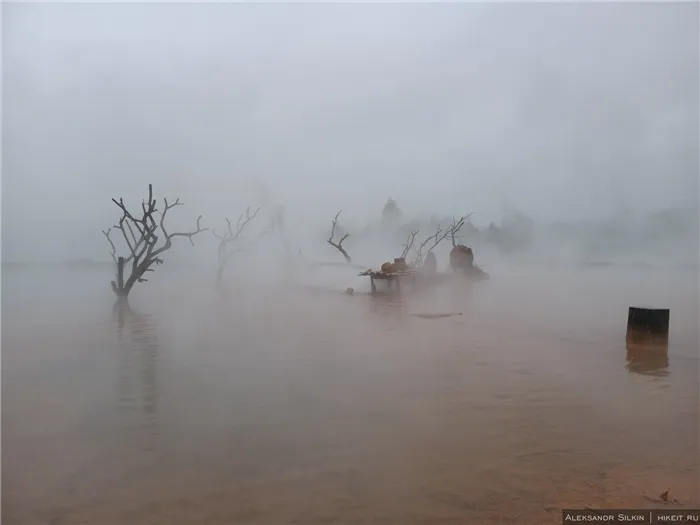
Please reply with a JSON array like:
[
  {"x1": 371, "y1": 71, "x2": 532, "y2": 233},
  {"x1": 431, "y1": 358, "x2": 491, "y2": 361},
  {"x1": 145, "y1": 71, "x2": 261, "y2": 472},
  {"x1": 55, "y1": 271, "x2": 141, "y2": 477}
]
[
  {"x1": 413, "y1": 224, "x2": 451, "y2": 266},
  {"x1": 102, "y1": 184, "x2": 206, "y2": 304},
  {"x1": 400, "y1": 230, "x2": 419, "y2": 260},
  {"x1": 212, "y1": 206, "x2": 267, "y2": 282},
  {"x1": 327, "y1": 210, "x2": 352, "y2": 263}
]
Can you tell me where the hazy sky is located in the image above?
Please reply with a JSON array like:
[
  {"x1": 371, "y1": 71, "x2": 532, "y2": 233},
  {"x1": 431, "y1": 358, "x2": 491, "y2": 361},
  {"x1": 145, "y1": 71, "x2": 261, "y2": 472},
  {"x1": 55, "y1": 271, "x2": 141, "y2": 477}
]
[{"x1": 2, "y1": 2, "x2": 698, "y2": 262}]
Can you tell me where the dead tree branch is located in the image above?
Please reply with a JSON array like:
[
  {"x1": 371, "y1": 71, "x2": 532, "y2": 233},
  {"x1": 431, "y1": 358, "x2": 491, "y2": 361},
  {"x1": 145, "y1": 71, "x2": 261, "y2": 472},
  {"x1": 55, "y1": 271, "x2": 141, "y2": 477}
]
[
  {"x1": 102, "y1": 229, "x2": 117, "y2": 263},
  {"x1": 327, "y1": 210, "x2": 352, "y2": 263},
  {"x1": 449, "y1": 214, "x2": 470, "y2": 247},
  {"x1": 212, "y1": 206, "x2": 260, "y2": 243},
  {"x1": 400, "y1": 230, "x2": 419, "y2": 260},
  {"x1": 413, "y1": 224, "x2": 451, "y2": 265},
  {"x1": 103, "y1": 184, "x2": 207, "y2": 300},
  {"x1": 213, "y1": 206, "x2": 267, "y2": 281}
]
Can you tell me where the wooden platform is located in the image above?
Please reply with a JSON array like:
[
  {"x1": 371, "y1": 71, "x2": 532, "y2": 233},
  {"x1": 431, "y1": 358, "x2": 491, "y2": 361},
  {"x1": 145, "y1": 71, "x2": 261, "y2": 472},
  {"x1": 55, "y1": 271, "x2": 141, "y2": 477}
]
[
  {"x1": 359, "y1": 265, "x2": 489, "y2": 294},
  {"x1": 358, "y1": 268, "x2": 419, "y2": 294},
  {"x1": 358, "y1": 268, "x2": 419, "y2": 279}
]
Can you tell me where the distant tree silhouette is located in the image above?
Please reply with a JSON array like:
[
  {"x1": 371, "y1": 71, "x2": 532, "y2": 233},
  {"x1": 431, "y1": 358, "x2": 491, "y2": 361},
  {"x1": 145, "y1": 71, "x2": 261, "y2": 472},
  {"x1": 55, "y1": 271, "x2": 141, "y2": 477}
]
[
  {"x1": 213, "y1": 206, "x2": 268, "y2": 282},
  {"x1": 382, "y1": 198, "x2": 402, "y2": 225},
  {"x1": 327, "y1": 210, "x2": 352, "y2": 263}
]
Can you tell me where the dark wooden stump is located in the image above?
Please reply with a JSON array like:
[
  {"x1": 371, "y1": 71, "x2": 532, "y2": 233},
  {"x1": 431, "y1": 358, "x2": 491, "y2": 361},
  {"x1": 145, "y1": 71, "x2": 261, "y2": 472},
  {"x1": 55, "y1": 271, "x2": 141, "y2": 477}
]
[{"x1": 626, "y1": 306, "x2": 670, "y2": 344}]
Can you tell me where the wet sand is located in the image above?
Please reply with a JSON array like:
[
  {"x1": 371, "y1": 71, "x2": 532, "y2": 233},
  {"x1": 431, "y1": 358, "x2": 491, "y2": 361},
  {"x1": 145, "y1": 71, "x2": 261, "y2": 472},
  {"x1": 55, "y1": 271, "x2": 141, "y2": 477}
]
[{"x1": 2, "y1": 265, "x2": 699, "y2": 524}]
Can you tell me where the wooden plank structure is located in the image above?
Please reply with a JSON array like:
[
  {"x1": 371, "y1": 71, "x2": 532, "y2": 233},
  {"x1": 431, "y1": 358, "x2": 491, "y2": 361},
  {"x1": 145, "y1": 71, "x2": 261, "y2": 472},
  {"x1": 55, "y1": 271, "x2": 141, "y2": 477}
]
[
  {"x1": 359, "y1": 263, "x2": 489, "y2": 294},
  {"x1": 358, "y1": 267, "x2": 420, "y2": 294}
]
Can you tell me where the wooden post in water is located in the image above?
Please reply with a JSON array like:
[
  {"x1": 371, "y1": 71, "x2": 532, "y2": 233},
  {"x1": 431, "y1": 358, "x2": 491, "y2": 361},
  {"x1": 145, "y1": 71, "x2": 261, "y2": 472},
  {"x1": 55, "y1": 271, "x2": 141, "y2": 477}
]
[
  {"x1": 117, "y1": 256, "x2": 125, "y2": 292},
  {"x1": 626, "y1": 306, "x2": 670, "y2": 345},
  {"x1": 392, "y1": 258, "x2": 406, "y2": 296}
]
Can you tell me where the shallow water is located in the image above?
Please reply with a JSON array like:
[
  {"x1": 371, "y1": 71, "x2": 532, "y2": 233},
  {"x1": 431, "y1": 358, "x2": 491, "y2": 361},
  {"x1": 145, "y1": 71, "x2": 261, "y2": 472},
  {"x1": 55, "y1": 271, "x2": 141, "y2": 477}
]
[{"x1": 2, "y1": 265, "x2": 699, "y2": 525}]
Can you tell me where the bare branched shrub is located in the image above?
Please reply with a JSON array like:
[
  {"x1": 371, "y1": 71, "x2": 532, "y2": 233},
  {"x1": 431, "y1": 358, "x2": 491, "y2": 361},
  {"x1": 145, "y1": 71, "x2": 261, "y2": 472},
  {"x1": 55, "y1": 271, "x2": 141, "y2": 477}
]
[{"x1": 103, "y1": 184, "x2": 206, "y2": 302}]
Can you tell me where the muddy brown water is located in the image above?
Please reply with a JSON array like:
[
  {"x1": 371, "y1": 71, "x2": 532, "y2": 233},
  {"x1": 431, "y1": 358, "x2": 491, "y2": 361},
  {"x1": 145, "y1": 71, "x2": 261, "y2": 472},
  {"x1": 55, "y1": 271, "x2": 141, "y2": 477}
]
[{"x1": 2, "y1": 265, "x2": 699, "y2": 524}]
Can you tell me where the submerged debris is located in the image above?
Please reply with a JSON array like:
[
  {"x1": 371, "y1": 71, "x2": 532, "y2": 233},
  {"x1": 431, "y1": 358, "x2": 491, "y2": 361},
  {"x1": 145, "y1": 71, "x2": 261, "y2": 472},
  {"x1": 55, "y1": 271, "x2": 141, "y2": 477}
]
[{"x1": 412, "y1": 312, "x2": 463, "y2": 319}]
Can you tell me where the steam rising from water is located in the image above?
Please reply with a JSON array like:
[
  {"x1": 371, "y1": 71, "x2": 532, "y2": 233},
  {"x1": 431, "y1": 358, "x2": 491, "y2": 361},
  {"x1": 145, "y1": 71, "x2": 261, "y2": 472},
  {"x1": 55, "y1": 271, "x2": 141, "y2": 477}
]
[
  {"x1": 2, "y1": 264, "x2": 698, "y2": 523},
  {"x1": 2, "y1": 2, "x2": 698, "y2": 523}
]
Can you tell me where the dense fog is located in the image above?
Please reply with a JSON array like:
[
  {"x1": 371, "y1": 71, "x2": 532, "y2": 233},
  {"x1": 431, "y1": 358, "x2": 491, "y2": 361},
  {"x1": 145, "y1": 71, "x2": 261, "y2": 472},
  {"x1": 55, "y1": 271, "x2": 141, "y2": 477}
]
[{"x1": 3, "y1": 2, "x2": 698, "y2": 271}]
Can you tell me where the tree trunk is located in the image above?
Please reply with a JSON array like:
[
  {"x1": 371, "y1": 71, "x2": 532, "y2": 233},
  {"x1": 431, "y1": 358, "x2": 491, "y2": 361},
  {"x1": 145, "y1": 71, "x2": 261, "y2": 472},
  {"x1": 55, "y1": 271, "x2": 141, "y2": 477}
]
[
  {"x1": 117, "y1": 256, "x2": 125, "y2": 290},
  {"x1": 114, "y1": 293, "x2": 130, "y2": 309},
  {"x1": 111, "y1": 257, "x2": 131, "y2": 308},
  {"x1": 111, "y1": 257, "x2": 128, "y2": 294},
  {"x1": 216, "y1": 247, "x2": 227, "y2": 283}
]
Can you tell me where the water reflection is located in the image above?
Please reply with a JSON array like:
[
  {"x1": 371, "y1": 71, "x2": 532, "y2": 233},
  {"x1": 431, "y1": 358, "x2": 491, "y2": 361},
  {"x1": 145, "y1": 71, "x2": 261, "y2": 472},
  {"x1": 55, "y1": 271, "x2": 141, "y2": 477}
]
[
  {"x1": 114, "y1": 307, "x2": 160, "y2": 450},
  {"x1": 4, "y1": 264, "x2": 699, "y2": 525},
  {"x1": 625, "y1": 342, "x2": 670, "y2": 378},
  {"x1": 367, "y1": 294, "x2": 407, "y2": 323}
]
